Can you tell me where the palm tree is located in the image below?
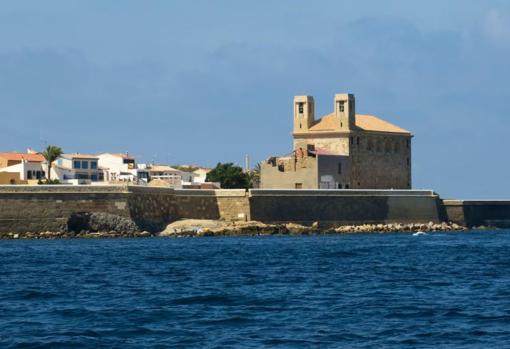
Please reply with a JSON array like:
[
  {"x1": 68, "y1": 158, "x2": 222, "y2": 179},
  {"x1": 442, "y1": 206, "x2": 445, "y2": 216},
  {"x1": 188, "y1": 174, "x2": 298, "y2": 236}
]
[{"x1": 42, "y1": 145, "x2": 63, "y2": 181}]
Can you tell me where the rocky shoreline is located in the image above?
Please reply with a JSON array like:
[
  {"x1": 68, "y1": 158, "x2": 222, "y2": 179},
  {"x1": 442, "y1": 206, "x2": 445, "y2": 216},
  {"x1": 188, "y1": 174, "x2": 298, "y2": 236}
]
[
  {"x1": 0, "y1": 218, "x2": 490, "y2": 240},
  {"x1": 159, "y1": 219, "x2": 472, "y2": 237}
]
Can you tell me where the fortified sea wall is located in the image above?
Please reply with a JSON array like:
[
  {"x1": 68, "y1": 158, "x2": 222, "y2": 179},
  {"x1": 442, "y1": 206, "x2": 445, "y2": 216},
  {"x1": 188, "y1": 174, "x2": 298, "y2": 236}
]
[
  {"x1": 0, "y1": 185, "x2": 507, "y2": 233},
  {"x1": 250, "y1": 189, "x2": 442, "y2": 225}
]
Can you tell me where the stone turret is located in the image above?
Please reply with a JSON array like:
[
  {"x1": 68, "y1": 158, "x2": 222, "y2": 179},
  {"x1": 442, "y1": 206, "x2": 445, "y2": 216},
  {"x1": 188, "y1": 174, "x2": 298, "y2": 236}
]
[
  {"x1": 334, "y1": 93, "x2": 355, "y2": 130},
  {"x1": 293, "y1": 96, "x2": 315, "y2": 133}
]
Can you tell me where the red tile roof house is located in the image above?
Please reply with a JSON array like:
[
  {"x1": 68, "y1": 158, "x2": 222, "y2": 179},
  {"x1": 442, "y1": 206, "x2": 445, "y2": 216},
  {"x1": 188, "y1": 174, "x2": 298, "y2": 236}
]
[{"x1": 0, "y1": 152, "x2": 46, "y2": 181}]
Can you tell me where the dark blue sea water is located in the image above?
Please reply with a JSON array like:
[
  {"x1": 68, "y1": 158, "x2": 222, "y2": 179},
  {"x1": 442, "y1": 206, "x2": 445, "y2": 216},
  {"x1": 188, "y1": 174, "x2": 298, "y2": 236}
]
[{"x1": 1, "y1": 232, "x2": 510, "y2": 348}]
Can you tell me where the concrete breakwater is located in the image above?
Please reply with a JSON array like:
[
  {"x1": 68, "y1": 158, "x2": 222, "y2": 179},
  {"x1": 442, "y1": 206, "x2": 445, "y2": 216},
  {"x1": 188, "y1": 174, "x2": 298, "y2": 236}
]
[{"x1": 0, "y1": 185, "x2": 508, "y2": 237}]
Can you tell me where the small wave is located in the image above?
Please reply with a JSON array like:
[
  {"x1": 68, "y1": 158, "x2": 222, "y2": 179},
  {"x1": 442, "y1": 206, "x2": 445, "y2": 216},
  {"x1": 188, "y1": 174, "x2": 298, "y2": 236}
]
[{"x1": 413, "y1": 231, "x2": 428, "y2": 236}]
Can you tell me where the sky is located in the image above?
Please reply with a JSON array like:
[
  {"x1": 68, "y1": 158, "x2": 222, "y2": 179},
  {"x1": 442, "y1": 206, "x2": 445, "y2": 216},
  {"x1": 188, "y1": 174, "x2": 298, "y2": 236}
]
[{"x1": 1, "y1": 0, "x2": 509, "y2": 198}]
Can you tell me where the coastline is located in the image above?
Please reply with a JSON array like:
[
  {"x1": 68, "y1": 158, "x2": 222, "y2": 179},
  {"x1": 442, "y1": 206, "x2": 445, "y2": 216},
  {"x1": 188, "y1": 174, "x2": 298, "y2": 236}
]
[{"x1": 0, "y1": 219, "x2": 480, "y2": 240}]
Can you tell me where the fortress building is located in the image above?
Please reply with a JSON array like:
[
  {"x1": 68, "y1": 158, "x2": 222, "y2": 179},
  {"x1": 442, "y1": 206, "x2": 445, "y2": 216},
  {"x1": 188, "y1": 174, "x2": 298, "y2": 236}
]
[{"x1": 260, "y1": 93, "x2": 412, "y2": 189}]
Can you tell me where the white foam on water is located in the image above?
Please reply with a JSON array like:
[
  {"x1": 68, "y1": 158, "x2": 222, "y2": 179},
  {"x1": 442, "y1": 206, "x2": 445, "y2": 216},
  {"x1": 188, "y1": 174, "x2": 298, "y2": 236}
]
[{"x1": 413, "y1": 231, "x2": 428, "y2": 236}]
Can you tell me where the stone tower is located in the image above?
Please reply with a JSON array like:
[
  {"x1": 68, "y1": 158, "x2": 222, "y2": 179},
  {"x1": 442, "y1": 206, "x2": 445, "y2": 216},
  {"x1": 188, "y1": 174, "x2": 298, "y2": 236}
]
[
  {"x1": 334, "y1": 93, "x2": 355, "y2": 130},
  {"x1": 293, "y1": 96, "x2": 315, "y2": 133}
]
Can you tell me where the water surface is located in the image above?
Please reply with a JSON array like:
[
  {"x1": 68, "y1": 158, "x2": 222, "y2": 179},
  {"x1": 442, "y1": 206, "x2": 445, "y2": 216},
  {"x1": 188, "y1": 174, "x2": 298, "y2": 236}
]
[{"x1": 1, "y1": 231, "x2": 510, "y2": 348}]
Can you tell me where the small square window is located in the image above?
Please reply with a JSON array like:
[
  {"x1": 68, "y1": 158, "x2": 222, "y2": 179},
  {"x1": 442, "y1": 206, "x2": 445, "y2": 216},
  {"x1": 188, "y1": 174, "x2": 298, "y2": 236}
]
[
  {"x1": 91, "y1": 161, "x2": 97, "y2": 169},
  {"x1": 298, "y1": 103, "x2": 304, "y2": 114},
  {"x1": 73, "y1": 161, "x2": 81, "y2": 169},
  {"x1": 81, "y1": 161, "x2": 89, "y2": 169},
  {"x1": 339, "y1": 101, "x2": 345, "y2": 112}
]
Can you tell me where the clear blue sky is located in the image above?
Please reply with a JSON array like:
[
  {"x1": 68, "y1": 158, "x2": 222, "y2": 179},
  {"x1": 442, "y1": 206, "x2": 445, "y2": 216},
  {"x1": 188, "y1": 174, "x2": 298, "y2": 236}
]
[{"x1": 1, "y1": 0, "x2": 509, "y2": 198}]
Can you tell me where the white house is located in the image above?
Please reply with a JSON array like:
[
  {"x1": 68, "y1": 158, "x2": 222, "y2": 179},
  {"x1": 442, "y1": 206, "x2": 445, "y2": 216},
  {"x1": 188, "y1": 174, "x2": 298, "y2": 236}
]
[
  {"x1": 52, "y1": 153, "x2": 104, "y2": 185},
  {"x1": 97, "y1": 153, "x2": 149, "y2": 183},
  {"x1": 193, "y1": 167, "x2": 211, "y2": 184},
  {"x1": 0, "y1": 152, "x2": 46, "y2": 181}
]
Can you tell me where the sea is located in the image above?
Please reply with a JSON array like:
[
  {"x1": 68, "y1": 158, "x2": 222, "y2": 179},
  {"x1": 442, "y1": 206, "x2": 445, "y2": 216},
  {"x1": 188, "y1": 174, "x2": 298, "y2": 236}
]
[{"x1": 1, "y1": 231, "x2": 510, "y2": 348}]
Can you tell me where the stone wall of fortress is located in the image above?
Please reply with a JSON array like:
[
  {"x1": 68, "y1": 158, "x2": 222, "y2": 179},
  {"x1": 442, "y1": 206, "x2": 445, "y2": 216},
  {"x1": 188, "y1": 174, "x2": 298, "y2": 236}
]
[
  {"x1": 351, "y1": 133, "x2": 411, "y2": 189},
  {"x1": 250, "y1": 189, "x2": 442, "y2": 225},
  {"x1": 0, "y1": 185, "x2": 509, "y2": 233},
  {"x1": 0, "y1": 186, "x2": 178, "y2": 233}
]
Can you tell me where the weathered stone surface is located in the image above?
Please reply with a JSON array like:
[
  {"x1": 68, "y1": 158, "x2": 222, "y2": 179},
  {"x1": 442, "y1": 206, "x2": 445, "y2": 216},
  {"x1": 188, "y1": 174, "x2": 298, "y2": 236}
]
[
  {"x1": 159, "y1": 219, "x2": 471, "y2": 238},
  {"x1": 65, "y1": 212, "x2": 139, "y2": 234}
]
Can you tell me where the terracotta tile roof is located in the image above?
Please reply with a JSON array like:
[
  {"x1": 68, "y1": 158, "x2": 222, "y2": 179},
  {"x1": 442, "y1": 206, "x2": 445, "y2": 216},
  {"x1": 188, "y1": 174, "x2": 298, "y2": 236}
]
[
  {"x1": 0, "y1": 152, "x2": 45, "y2": 162},
  {"x1": 62, "y1": 153, "x2": 99, "y2": 160},
  {"x1": 307, "y1": 113, "x2": 410, "y2": 134},
  {"x1": 309, "y1": 113, "x2": 338, "y2": 131},
  {"x1": 355, "y1": 114, "x2": 411, "y2": 134}
]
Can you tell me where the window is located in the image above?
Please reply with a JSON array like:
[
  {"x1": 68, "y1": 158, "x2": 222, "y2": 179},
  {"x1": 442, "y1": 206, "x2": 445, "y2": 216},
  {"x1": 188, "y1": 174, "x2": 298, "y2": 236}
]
[
  {"x1": 90, "y1": 161, "x2": 97, "y2": 169},
  {"x1": 338, "y1": 183, "x2": 342, "y2": 189},
  {"x1": 339, "y1": 101, "x2": 345, "y2": 112},
  {"x1": 407, "y1": 158, "x2": 410, "y2": 166},
  {"x1": 350, "y1": 136, "x2": 354, "y2": 145},
  {"x1": 385, "y1": 140, "x2": 391, "y2": 153},
  {"x1": 91, "y1": 174, "x2": 98, "y2": 181},
  {"x1": 73, "y1": 160, "x2": 81, "y2": 169},
  {"x1": 295, "y1": 183, "x2": 303, "y2": 189},
  {"x1": 406, "y1": 139, "x2": 410, "y2": 149},
  {"x1": 345, "y1": 184, "x2": 350, "y2": 189},
  {"x1": 357, "y1": 137, "x2": 360, "y2": 145},
  {"x1": 338, "y1": 163, "x2": 342, "y2": 174},
  {"x1": 298, "y1": 103, "x2": 304, "y2": 114},
  {"x1": 376, "y1": 139, "x2": 382, "y2": 152},
  {"x1": 81, "y1": 161, "x2": 89, "y2": 169},
  {"x1": 27, "y1": 171, "x2": 33, "y2": 180},
  {"x1": 367, "y1": 139, "x2": 373, "y2": 152}
]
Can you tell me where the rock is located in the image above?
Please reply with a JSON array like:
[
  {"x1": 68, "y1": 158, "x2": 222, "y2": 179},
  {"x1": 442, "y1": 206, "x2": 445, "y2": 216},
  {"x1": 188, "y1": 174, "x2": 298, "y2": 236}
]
[
  {"x1": 13, "y1": 233, "x2": 19, "y2": 239},
  {"x1": 65, "y1": 212, "x2": 139, "y2": 235},
  {"x1": 311, "y1": 222, "x2": 320, "y2": 230},
  {"x1": 285, "y1": 223, "x2": 309, "y2": 235}
]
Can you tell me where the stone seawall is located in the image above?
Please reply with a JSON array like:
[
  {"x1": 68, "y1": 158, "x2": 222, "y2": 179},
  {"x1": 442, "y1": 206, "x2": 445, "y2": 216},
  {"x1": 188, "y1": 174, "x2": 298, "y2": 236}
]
[
  {"x1": 1, "y1": 185, "x2": 509, "y2": 233},
  {"x1": 443, "y1": 200, "x2": 510, "y2": 228},
  {"x1": 174, "y1": 189, "x2": 250, "y2": 221},
  {"x1": 0, "y1": 185, "x2": 178, "y2": 233},
  {"x1": 249, "y1": 189, "x2": 443, "y2": 226}
]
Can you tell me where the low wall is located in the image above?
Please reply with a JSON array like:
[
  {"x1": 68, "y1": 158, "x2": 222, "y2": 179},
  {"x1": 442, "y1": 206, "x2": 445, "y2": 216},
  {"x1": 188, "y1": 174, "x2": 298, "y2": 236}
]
[
  {"x1": 174, "y1": 189, "x2": 250, "y2": 221},
  {"x1": 443, "y1": 200, "x2": 510, "y2": 227},
  {"x1": 0, "y1": 185, "x2": 178, "y2": 233},
  {"x1": 249, "y1": 189, "x2": 443, "y2": 226}
]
